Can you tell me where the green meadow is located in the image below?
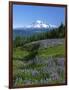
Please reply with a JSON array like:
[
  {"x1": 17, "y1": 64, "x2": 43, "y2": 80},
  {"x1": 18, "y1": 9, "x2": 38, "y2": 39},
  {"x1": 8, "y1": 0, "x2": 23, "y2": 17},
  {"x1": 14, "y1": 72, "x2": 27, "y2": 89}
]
[{"x1": 13, "y1": 42, "x2": 65, "y2": 87}]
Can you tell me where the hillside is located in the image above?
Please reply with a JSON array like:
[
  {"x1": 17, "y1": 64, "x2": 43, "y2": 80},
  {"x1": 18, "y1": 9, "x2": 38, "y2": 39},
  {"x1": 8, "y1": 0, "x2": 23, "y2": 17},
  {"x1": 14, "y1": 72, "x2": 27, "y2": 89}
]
[{"x1": 13, "y1": 39, "x2": 65, "y2": 87}]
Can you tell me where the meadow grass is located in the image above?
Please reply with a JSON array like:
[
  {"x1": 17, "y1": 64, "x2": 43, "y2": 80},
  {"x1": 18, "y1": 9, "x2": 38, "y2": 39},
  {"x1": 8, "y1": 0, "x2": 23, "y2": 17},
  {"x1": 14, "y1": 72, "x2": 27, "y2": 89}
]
[
  {"x1": 13, "y1": 47, "x2": 29, "y2": 59},
  {"x1": 38, "y1": 44, "x2": 65, "y2": 58},
  {"x1": 13, "y1": 44, "x2": 65, "y2": 59},
  {"x1": 13, "y1": 44, "x2": 65, "y2": 86}
]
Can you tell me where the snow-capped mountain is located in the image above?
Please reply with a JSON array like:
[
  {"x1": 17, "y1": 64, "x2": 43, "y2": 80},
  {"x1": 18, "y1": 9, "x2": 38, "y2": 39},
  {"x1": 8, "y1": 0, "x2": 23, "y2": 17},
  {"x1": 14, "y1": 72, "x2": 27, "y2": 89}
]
[{"x1": 25, "y1": 20, "x2": 56, "y2": 29}]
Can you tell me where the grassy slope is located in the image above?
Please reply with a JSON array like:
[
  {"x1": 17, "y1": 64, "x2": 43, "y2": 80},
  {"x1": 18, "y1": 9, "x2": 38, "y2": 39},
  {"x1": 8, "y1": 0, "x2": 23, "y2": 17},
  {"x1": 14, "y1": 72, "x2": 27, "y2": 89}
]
[
  {"x1": 13, "y1": 48, "x2": 29, "y2": 59},
  {"x1": 38, "y1": 44, "x2": 65, "y2": 58},
  {"x1": 13, "y1": 44, "x2": 65, "y2": 86},
  {"x1": 13, "y1": 44, "x2": 65, "y2": 72},
  {"x1": 13, "y1": 44, "x2": 65, "y2": 69},
  {"x1": 13, "y1": 44, "x2": 65, "y2": 59}
]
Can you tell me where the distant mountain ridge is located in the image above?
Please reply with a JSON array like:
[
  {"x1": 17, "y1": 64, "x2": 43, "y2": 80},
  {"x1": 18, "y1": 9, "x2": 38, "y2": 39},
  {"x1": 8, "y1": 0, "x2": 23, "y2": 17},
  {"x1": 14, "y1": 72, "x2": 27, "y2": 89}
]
[
  {"x1": 13, "y1": 20, "x2": 57, "y2": 39},
  {"x1": 13, "y1": 28, "x2": 49, "y2": 39},
  {"x1": 14, "y1": 20, "x2": 57, "y2": 30}
]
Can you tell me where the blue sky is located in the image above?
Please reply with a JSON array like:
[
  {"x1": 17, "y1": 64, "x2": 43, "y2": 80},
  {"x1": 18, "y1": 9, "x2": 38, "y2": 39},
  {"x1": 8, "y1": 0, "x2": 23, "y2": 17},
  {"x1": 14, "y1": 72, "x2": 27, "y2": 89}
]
[{"x1": 13, "y1": 4, "x2": 65, "y2": 28}]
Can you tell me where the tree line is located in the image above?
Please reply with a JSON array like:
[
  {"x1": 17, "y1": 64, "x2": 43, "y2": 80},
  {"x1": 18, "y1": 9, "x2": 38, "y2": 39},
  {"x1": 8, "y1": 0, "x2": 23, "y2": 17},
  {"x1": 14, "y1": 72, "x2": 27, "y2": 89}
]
[{"x1": 13, "y1": 23, "x2": 65, "y2": 48}]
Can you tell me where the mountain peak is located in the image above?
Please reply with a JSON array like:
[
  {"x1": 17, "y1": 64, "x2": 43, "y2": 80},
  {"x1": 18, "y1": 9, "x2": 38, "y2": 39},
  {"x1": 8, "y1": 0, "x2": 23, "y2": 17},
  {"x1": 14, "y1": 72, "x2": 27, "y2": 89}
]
[{"x1": 25, "y1": 20, "x2": 56, "y2": 29}]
